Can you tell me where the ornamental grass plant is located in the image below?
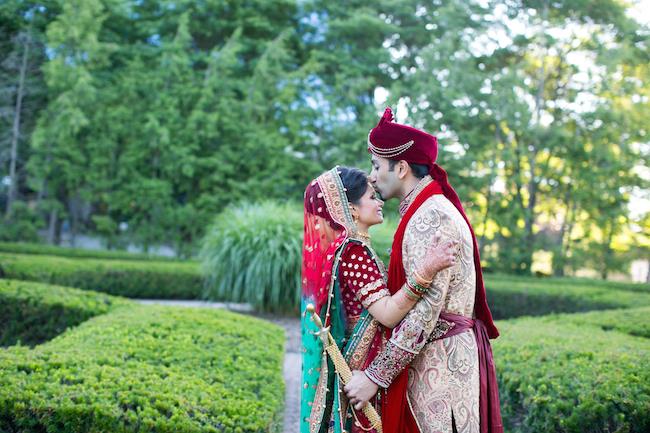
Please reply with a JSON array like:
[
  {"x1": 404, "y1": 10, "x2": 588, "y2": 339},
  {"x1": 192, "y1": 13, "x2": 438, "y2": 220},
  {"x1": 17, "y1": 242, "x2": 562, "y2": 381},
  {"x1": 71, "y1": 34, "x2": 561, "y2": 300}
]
[{"x1": 200, "y1": 201, "x2": 303, "y2": 313}]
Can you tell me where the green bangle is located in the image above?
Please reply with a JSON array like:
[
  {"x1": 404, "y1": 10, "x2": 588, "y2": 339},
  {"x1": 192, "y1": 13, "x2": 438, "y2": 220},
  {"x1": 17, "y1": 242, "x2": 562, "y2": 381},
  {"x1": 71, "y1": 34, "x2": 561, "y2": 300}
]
[
  {"x1": 407, "y1": 274, "x2": 429, "y2": 294},
  {"x1": 402, "y1": 284, "x2": 421, "y2": 301}
]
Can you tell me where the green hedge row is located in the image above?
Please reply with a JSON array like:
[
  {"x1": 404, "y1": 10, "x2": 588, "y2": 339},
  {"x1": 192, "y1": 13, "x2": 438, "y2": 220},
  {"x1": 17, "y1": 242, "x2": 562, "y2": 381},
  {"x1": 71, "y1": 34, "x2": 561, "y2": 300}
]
[
  {"x1": 485, "y1": 274, "x2": 650, "y2": 319},
  {"x1": 558, "y1": 306, "x2": 650, "y2": 339},
  {"x1": 0, "y1": 279, "x2": 132, "y2": 347},
  {"x1": 494, "y1": 307, "x2": 650, "y2": 433},
  {"x1": 0, "y1": 253, "x2": 203, "y2": 299},
  {"x1": 489, "y1": 273, "x2": 649, "y2": 293},
  {"x1": 0, "y1": 305, "x2": 285, "y2": 433},
  {"x1": 0, "y1": 241, "x2": 192, "y2": 262}
]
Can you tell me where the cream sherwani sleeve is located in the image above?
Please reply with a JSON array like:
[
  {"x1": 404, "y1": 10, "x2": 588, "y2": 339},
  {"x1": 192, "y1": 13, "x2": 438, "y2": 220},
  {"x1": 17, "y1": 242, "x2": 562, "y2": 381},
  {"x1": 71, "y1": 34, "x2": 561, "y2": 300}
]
[{"x1": 365, "y1": 199, "x2": 458, "y2": 387}]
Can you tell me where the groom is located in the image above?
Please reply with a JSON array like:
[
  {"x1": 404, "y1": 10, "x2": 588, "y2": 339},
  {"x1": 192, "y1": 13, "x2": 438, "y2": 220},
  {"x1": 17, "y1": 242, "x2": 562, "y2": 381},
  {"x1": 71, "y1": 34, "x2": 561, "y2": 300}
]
[{"x1": 344, "y1": 108, "x2": 503, "y2": 433}]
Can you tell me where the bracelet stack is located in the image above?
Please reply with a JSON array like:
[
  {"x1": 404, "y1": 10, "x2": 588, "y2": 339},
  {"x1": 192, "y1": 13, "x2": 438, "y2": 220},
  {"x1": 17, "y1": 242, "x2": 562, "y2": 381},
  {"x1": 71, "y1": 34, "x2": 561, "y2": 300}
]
[{"x1": 403, "y1": 272, "x2": 432, "y2": 301}]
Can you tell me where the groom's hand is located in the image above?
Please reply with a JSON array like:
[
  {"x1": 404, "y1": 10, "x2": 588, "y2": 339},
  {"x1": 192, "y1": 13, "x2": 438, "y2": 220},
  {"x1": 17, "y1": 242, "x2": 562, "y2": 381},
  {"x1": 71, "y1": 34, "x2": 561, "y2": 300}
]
[{"x1": 344, "y1": 370, "x2": 379, "y2": 410}]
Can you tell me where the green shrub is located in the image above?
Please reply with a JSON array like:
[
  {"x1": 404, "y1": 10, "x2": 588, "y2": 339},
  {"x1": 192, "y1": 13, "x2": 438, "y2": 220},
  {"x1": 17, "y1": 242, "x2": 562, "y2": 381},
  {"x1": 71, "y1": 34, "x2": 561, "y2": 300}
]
[
  {"x1": 0, "y1": 203, "x2": 44, "y2": 243},
  {"x1": 494, "y1": 309, "x2": 650, "y2": 433},
  {"x1": 200, "y1": 201, "x2": 303, "y2": 313},
  {"x1": 0, "y1": 305, "x2": 285, "y2": 433},
  {"x1": 557, "y1": 306, "x2": 650, "y2": 338},
  {"x1": 485, "y1": 274, "x2": 650, "y2": 319},
  {"x1": 0, "y1": 279, "x2": 132, "y2": 347},
  {"x1": 0, "y1": 241, "x2": 192, "y2": 262},
  {"x1": 490, "y1": 273, "x2": 649, "y2": 293},
  {"x1": 0, "y1": 253, "x2": 203, "y2": 299}
]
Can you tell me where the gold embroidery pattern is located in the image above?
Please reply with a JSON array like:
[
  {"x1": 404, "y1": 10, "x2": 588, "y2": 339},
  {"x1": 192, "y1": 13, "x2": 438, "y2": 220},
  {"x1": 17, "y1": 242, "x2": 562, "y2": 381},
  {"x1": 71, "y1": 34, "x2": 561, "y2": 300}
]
[
  {"x1": 399, "y1": 175, "x2": 433, "y2": 216},
  {"x1": 428, "y1": 319, "x2": 456, "y2": 342},
  {"x1": 361, "y1": 289, "x2": 390, "y2": 309},
  {"x1": 404, "y1": 196, "x2": 480, "y2": 432},
  {"x1": 317, "y1": 168, "x2": 356, "y2": 234},
  {"x1": 365, "y1": 342, "x2": 415, "y2": 388},
  {"x1": 359, "y1": 279, "x2": 383, "y2": 297},
  {"x1": 308, "y1": 355, "x2": 330, "y2": 433},
  {"x1": 345, "y1": 318, "x2": 381, "y2": 371}
]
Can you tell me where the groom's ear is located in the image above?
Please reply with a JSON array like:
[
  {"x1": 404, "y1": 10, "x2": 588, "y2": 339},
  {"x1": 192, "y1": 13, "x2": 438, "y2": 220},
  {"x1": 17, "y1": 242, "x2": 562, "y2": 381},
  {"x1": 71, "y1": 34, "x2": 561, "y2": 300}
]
[{"x1": 396, "y1": 160, "x2": 410, "y2": 179}]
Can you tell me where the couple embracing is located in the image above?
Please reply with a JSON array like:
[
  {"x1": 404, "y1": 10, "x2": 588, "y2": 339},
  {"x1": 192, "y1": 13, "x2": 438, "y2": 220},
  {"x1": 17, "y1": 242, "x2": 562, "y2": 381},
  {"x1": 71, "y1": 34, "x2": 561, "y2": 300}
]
[{"x1": 300, "y1": 108, "x2": 503, "y2": 433}]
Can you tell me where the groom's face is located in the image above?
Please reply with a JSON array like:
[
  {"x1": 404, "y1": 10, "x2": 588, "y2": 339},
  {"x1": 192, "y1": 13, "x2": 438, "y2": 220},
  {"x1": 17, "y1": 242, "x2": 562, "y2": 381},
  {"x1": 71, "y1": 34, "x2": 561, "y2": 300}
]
[{"x1": 369, "y1": 155, "x2": 402, "y2": 200}]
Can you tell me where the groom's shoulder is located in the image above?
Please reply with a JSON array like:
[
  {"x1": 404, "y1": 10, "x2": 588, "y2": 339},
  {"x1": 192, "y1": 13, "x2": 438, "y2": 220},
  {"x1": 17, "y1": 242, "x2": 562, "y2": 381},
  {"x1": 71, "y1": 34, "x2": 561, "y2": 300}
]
[
  {"x1": 405, "y1": 195, "x2": 460, "y2": 234},
  {"x1": 411, "y1": 194, "x2": 457, "y2": 221}
]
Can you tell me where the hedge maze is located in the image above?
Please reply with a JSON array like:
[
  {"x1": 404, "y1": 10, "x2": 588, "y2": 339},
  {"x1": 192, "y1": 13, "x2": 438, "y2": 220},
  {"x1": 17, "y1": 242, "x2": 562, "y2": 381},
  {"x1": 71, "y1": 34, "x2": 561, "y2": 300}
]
[
  {"x1": 0, "y1": 244, "x2": 648, "y2": 432},
  {"x1": 0, "y1": 279, "x2": 285, "y2": 433}
]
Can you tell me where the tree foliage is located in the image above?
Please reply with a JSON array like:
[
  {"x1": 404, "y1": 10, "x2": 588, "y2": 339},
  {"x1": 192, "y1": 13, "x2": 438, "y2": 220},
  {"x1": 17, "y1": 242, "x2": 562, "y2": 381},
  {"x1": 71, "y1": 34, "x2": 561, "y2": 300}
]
[{"x1": 0, "y1": 0, "x2": 646, "y2": 276}]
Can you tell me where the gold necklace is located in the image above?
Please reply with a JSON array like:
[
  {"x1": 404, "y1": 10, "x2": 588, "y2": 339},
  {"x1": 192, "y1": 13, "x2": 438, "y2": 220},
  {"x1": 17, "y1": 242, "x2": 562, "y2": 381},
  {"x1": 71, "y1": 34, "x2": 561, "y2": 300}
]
[{"x1": 355, "y1": 230, "x2": 371, "y2": 243}]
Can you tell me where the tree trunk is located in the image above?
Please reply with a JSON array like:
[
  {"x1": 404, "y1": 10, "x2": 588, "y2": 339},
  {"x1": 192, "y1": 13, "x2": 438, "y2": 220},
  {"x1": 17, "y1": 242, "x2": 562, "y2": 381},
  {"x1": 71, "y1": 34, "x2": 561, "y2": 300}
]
[
  {"x1": 554, "y1": 184, "x2": 574, "y2": 276},
  {"x1": 601, "y1": 226, "x2": 614, "y2": 280},
  {"x1": 47, "y1": 208, "x2": 58, "y2": 244},
  {"x1": 5, "y1": 31, "x2": 30, "y2": 218}
]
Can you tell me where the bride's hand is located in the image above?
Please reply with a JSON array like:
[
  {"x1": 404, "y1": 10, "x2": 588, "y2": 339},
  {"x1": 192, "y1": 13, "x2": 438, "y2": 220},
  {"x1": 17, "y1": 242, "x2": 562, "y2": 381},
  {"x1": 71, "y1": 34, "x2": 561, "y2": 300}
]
[{"x1": 415, "y1": 230, "x2": 458, "y2": 283}]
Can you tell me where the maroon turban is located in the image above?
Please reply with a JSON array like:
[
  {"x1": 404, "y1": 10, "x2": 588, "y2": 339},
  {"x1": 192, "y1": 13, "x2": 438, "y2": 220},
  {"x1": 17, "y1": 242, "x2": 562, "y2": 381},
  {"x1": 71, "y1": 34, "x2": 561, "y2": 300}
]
[{"x1": 367, "y1": 107, "x2": 438, "y2": 170}]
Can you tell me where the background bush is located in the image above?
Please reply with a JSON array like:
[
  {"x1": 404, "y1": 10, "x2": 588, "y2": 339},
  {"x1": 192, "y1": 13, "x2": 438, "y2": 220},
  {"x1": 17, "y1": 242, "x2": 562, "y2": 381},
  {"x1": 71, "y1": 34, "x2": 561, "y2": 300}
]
[
  {"x1": 0, "y1": 279, "x2": 132, "y2": 347},
  {"x1": 200, "y1": 201, "x2": 303, "y2": 313},
  {"x1": 0, "y1": 203, "x2": 43, "y2": 243},
  {"x1": 485, "y1": 274, "x2": 650, "y2": 319},
  {"x1": 0, "y1": 253, "x2": 203, "y2": 299},
  {"x1": 558, "y1": 306, "x2": 650, "y2": 339},
  {"x1": 494, "y1": 307, "x2": 650, "y2": 433},
  {"x1": 0, "y1": 304, "x2": 285, "y2": 433},
  {"x1": 0, "y1": 242, "x2": 190, "y2": 262}
]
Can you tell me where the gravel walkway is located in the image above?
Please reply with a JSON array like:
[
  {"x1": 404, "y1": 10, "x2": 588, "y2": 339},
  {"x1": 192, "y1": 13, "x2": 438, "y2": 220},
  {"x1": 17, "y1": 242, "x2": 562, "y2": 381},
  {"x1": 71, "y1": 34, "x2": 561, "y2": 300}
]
[{"x1": 135, "y1": 300, "x2": 301, "y2": 433}]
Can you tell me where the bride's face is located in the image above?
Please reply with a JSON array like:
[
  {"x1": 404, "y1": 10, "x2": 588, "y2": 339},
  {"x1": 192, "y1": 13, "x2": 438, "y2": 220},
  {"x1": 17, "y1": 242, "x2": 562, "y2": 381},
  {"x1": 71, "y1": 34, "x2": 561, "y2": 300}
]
[{"x1": 351, "y1": 183, "x2": 384, "y2": 227}]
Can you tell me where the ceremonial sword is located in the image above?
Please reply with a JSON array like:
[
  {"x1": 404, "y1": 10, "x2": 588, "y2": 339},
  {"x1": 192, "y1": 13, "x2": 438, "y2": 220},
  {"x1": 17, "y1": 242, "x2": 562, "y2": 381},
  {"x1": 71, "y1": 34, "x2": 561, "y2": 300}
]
[{"x1": 305, "y1": 303, "x2": 383, "y2": 433}]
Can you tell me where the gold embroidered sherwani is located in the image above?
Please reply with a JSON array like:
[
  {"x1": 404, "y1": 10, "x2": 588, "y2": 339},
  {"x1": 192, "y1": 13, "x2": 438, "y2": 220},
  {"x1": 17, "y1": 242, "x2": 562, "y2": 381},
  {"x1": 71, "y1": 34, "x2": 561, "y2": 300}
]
[{"x1": 365, "y1": 176, "x2": 480, "y2": 433}]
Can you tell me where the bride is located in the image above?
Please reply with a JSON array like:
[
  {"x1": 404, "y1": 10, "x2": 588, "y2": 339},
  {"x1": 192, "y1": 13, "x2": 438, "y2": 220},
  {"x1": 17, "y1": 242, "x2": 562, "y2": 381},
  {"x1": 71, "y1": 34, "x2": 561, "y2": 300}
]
[{"x1": 301, "y1": 166, "x2": 457, "y2": 433}]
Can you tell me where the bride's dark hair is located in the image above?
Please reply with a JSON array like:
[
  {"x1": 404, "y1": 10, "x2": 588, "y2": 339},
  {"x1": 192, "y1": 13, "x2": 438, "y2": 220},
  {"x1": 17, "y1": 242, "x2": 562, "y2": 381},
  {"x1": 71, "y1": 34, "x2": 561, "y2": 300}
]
[{"x1": 338, "y1": 167, "x2": 369, "y2": 205}]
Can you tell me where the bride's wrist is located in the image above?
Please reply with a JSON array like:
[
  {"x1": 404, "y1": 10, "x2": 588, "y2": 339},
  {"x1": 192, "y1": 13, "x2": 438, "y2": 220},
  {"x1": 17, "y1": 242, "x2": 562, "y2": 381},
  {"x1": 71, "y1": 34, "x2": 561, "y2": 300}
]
[{"x1": 413, "y1": 268, "x2": 433, "y2": 286}]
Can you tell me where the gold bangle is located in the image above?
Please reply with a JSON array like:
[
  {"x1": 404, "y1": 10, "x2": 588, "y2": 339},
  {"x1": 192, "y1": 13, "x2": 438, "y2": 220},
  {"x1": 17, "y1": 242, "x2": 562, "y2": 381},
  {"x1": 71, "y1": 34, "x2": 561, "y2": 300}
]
[{"x1": 413, "y1": 269, "x2": 433, "y2": 286}]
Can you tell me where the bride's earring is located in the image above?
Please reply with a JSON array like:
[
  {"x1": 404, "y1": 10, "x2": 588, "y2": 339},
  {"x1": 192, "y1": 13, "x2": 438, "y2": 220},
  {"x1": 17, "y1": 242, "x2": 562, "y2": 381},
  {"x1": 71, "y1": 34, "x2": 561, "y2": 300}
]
[{"x1": 351, "y1": 206, "x2": 360, "y2": 225}]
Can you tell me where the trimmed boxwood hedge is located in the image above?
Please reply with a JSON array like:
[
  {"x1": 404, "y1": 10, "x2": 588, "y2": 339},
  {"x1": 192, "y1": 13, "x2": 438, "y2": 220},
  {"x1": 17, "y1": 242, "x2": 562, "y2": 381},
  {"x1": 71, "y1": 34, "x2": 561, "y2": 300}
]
[
  {"x1": 489, "y1": 273, "x2": 649, "y2": 294},
  {"x1": 0, "y1": 241, "x2": 192, "y2": 262},
  {"x1": 494, "y1": 307, "x2": 650, "y2": 433},
  {"x1": 0, "y1": 279, "x2": 132, "y2": 346},
  {"x1": 485, "y1": 274, "x2": 650, "y2": 319},
  {"x1": 557, "y1": 306, "x2": 650, "y2": 339},
  {"x1": 0, "y1": 305, "x2": 285, "y2": 433},
  {"x1": 0, "y1": 253, "x2": 203, "y2": 299}
]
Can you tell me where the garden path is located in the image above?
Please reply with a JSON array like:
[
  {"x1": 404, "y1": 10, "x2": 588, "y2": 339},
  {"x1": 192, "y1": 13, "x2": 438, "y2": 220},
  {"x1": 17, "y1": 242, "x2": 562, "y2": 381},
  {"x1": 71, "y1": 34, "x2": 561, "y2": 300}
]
[{"x1": 136, "y1": 300, "x2": 301, "y2": 433}]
